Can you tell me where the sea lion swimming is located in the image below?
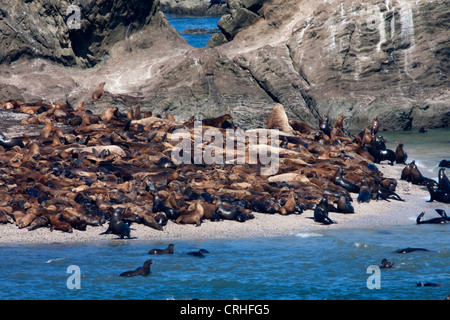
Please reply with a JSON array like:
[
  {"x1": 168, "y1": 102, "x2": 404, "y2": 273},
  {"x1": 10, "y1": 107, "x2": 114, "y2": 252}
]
[
  {"x1": 148, "y1": 244, "x2": 174, "y2": 254},
  {"x1": 395, "y1": 247, "x2": 431, "y2": 254},
  {"x1": 416, "y1": 209, "x2": 450, "y2": 224},
  {"x1": 119, "y1": 259, "x2": 153, "y2": 277},
  {"x1": 380, "y1": 258, "x2": 394, "y2": 269},
  {"x1": 416, "y1": 282, "x2": 442, "y2": 287},
  {"x1": 187, "y1": 249, "x2": 209, "y2": 258},
  {"x1": 99, "y1": 207, "x2": 131, "y2": 239}
]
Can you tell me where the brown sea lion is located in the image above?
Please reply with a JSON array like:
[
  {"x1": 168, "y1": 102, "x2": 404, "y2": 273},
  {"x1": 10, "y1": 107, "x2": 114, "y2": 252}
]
[
  {"x1": 40, "y1": 122, "x2": 54, "y2": 140},
  {"x1": 176, "y1": 201, "x2": 204, "y2": 226},
  {"x1": 148, "y1": 244, "x2": 174, "y2": 255},
  {"x1": 336, "y1": 195, "x2": 354, "y2": 213},
  {"x1": 266, "y1": 103, "x2": 292, "y2": 133},
  {"x1": 27, "y1": 216, "x2": 49, "y2": 231},
  {"x1": 279, "y1": 191, "x2": 297, "y2": 215},
  {"x1": 202, "y1": 114, "x2": 233, "y2": 129},
  {"x1": 48, "y1": 213, "x2": 73, "y2": 233},
  {"x1": 370, "y1": 117, "x2": 379, "y2": 135},
  {"x1": 119, "y1": 259, "x2": 153, "y2": 277},
  {"x1": 92, "y1": 82, "x2": 106, "y2": 100},
  {"x1": 101, "y1": 106, "x2": 118, "y2": 124},
  {"x1": 395, "y1": 143, "x2": 408, "y2": 164},
  {"x1": 133, "y1": 104, "x2": 142, "y2": 120},
  {"x1": 334, "y1": 115, "x2": 346, "y2": 130},
  {"x1": 289, "y1": 119, "x2": 316, "y2": 134}
]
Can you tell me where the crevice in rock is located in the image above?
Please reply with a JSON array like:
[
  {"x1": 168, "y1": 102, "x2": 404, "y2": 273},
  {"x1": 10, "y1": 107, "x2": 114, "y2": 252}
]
[{"x1": 237, "y1": 63, "x2": 279, "y2": 104}]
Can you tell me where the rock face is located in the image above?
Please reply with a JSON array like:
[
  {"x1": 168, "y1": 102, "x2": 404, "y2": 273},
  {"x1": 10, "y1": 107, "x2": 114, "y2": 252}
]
[
  {"x1": 0, "y1": 0, "x2": 160, "y2": 67},
  {"x1": 0, "y1": 0, "x2": 448, "y2": 130},
  {"x1": 160, "y1": 0, "x2": 228, "y2": 15}
]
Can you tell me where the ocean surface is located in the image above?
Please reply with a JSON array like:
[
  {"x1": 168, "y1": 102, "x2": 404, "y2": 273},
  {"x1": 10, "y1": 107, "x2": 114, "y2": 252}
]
[
  {"x1": 0, "y1": 128, "x2": 449, "y2": 300},
  {"x1": 165, "y1": 13, "x2": 222, "y2": 48}
]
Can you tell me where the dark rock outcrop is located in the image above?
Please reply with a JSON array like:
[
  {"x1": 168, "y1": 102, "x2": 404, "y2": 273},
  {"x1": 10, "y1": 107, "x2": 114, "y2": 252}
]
[
  {"x1": 0, "y1": 0, "x2": 448, "y2": 131},
  {"x1": 160, "y1": 0, "x2": 228, "y2": 15},
  {"x1": 0, "y1": 0, "x2": 160, "y2": 67}
]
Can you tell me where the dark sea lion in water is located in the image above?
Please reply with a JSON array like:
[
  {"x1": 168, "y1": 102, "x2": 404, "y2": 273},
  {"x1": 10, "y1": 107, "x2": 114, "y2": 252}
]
[
  {"x1": 416, "y1": 282, "x2": 442, "y2": 287},
  {"x1": 313, "y1": 196, "x2": 334, "y2": 225},
  {"x1": 148, "y1": 244, "x2": 174, "y2": 255},
  {"x1": 100, "y1": 207, "x2": 131, "y2": 239},
  {"x1": 439, "y1": 160, "x2": 450, "y2": 168},
  {"x1": 416, "y1": 210, "x2": 450, "y2": 224},
  {"x1": 119, "y1": 259, "x2": 153, "y2": 277},
  {"x1": 380, "y1": 258, "x2": 394, "y2": 269},
  {"x1": 334, "y1": 166, "x2": 360, "y2": 194},
  {"x1": 395, "y1": 143, "x2": 407, "y2": 164},
  {"x1": 187, "y1": 249, "x2": 209, "y2": 258},
  {"x1": 438, "y1": 168, "x2": 450, "y2": 193},
  {"x1": 395, "y1": 247, "x2": 431, "y2": 254}
]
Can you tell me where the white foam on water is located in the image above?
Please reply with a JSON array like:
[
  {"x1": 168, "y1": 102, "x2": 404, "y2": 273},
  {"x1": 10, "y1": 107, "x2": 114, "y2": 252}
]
[{"x1": 294, "y1": 232, "x2": 323, "y2": 238}]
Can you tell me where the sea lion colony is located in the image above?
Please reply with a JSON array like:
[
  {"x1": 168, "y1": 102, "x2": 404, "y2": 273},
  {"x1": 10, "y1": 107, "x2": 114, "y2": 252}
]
[{"x1": 0, "y1": 98, "x2": 447, "y2": 235}]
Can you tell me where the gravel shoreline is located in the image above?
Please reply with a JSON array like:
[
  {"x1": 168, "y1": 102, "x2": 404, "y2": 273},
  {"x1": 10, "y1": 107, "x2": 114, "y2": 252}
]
[{"x1": 0, "y1": 164, "x2": 443, "y2": 245}]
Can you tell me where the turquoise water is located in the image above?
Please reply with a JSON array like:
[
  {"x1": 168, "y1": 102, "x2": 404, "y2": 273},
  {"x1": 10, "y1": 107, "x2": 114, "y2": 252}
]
[
  {"x1": 381, "y1": 127, "x2": 450, "y2": 180},
  {"x1": 1, "y1": 225, "x2": 448, "y2": 300},
  {"x1": 165, "y1": 13, "x2": 221, "y2": 47}
]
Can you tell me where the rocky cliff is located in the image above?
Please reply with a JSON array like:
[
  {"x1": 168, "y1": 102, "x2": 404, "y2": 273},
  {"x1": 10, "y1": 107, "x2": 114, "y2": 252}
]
[{"x1": 0, "y1": 0, "x2": 448, "y2": 130}]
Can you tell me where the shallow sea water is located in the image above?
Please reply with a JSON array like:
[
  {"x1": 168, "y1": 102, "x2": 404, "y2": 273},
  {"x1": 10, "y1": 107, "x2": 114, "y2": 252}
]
[{"x1": 1, "y1": 223, "x2": 448, "y2": 300}]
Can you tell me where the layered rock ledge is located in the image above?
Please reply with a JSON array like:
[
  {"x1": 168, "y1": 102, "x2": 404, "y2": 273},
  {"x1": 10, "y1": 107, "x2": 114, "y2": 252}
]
[{"x1": 0, "y1": 0, "x2": 448, "y2": 130}]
